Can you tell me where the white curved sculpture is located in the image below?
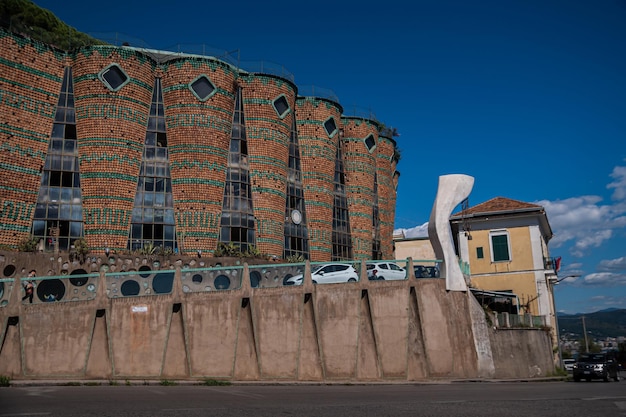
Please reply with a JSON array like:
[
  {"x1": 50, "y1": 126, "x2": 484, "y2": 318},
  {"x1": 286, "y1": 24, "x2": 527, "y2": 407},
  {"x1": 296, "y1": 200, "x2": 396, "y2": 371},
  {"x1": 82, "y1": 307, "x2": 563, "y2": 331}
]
[{"x1": 427, "y1": 174, "x2": 474, "y2": 291}]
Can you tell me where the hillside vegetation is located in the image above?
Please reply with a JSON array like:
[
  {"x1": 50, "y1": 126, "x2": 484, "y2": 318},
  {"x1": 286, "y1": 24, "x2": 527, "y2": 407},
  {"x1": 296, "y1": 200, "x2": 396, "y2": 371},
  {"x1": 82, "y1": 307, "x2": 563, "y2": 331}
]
[
  {"x1": 559, "y1": 309, "x2": 626, "y2": 338},
  {"x1": 0, "y1": 0, "x2": 103, "y2": 49}
]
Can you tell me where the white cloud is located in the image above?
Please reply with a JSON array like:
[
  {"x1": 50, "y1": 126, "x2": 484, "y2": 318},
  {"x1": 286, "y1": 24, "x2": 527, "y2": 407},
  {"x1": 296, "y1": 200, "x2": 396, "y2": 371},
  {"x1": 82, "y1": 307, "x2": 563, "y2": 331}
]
[
  {"x1": 597, "y1": 256, "x2": 626, "y2": 272},
  {"x1": 607, "y1": 164, "x2": 626, "y2": 201},
  {"x1": 536, "y1": 166, "x2": 626, "y2": 258},
  {"x1": 581, "y1": 272, "x2": 626, "y2": 286},
  {"x1": 393, "y1": 222, "x2": 429, "y2": 239}
]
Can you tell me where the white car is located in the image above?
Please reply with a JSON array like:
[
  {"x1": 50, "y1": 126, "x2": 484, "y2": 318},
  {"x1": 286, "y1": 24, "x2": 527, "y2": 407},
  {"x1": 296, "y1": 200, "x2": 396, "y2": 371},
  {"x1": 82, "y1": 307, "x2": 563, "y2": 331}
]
[
  {"x1": 563, "y1": 358, "x2": 576, "y2": 372},
  {"x1": 284, "y1": 263, "x2": 359, "y2": 285},
  {"x1": 366, "y1": 262, "x2": 407, "y2": 281}
]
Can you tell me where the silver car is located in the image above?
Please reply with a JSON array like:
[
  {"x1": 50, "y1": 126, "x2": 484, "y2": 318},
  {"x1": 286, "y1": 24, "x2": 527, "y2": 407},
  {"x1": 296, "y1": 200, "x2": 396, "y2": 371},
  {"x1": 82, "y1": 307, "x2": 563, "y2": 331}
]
[{"x1": 284, "y1": 263, "x2": 359, "y2": 285}]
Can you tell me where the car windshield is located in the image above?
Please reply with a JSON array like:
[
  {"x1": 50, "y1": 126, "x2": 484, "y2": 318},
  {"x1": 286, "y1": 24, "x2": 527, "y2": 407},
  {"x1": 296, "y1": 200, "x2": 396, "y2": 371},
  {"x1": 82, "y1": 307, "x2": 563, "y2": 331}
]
[{"x1": 578, "y1": 354, "x2": 606, "y2": 363}]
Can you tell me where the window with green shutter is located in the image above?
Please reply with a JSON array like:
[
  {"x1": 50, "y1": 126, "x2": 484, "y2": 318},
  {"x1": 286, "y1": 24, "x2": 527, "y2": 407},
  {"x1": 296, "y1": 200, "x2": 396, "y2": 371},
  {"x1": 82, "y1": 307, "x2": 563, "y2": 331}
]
[{"x1": 491, "y1": 233, "x2": 510, "y2": 262}]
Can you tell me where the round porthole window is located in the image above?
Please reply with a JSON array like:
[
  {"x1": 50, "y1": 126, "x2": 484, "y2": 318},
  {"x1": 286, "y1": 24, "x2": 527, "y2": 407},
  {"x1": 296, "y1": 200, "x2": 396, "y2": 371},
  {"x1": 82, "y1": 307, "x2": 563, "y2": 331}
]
[
  {"x1": 214, "y1": 275, "x2": 231, "y2": 290},
  {"x1": 3, "y1": 265, "x2": 16, "y2": 277},
  {"x1": 36, "y1": 279, "x2": 65, "y2": 302},
  {"x1": 138, "y1": 265, "x2": 152, "y2": 278},
  {"x1": 121, "y1": 280, "x2": 140, "y2": 296},
  {"x1": 69, "y1": 269, "x2": 88, "y2": 286}
]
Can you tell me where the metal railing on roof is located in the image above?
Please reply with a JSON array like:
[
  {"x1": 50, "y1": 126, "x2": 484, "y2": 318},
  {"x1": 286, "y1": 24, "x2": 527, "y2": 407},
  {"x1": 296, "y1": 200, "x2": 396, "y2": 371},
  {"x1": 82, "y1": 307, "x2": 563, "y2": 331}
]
[{"x1": 297, "y1": 85, "x2": 339, "y2": 103}]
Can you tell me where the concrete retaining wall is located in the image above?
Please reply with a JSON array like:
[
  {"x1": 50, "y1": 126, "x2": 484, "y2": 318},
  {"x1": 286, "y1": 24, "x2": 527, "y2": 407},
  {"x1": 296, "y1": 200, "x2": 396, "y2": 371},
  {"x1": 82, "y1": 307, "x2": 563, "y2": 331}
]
[{"x1": 0, "y1": 255, "x2": 555, "y2": 382}]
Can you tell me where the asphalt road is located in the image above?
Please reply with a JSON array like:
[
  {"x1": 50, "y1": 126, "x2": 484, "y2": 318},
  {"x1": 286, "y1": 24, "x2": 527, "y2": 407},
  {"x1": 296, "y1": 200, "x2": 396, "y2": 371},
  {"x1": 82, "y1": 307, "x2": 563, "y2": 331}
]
[{"x1": 0, "y1": 380, "x2": 624, "y2": 417}]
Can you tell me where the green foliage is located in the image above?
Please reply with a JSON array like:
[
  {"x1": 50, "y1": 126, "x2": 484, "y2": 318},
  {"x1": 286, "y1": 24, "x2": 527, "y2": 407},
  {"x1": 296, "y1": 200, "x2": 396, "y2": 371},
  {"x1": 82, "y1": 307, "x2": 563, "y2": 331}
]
[
  {"x1": 18, "y1": 235, "x2": 39, "y2": 252},
  {"x1": 200, "y1": 378, "x2": 231, "y2": 386},
  {"x1": 286, "y1": 254, "x2": 305, "y2": 263},
  {"x1": 0, "y1": 375, "x2": 11, "y2": 387},
  {"x1": 243, "y1": 245, "x2": 262, "y2": 258},
  {"x1": 159, "y1": 379, "x2": 177, "y2": 386},
  {"x1": 69, "y1": 238, "x2": 89, "y2": 263},
  {"x1": 84, "y1": 381, "x2": 101, "y2": 386},
  {"x1": 214, "y1": 242, "x2": 241, "y2": 257},
  {"x1": 138, "y1": 242, "x2": 157, "y2": 255},
  {"x1": 0, "y1": 0, "x2": 105, "y2": 50},
  {"x1": 108, "y1": 380, "x2": 119, "y2": 386}
]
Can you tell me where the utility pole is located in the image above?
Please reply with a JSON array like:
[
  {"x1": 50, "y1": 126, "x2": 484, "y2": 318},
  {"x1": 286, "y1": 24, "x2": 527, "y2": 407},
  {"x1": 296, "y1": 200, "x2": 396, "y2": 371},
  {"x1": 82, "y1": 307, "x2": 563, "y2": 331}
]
[{"x1": 582, "y1": 315, "x2": 589, "y2": 353}]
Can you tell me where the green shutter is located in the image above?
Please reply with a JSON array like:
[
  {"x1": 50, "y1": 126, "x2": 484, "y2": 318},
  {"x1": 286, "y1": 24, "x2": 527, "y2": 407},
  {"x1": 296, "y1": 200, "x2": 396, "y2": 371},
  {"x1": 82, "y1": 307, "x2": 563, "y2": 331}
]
[{"x1": 492, "y1": 235, "x2": 510, "y2": 261}]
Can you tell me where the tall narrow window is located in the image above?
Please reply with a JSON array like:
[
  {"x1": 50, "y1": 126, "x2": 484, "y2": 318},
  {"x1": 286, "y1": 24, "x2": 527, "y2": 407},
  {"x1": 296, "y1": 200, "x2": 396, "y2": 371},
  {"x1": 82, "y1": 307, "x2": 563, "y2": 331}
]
[
  {"x1": 371, "y1": 173, "x2": 382, "y2": 260},
  {"x1": 129, "y1": 79, "x2": 176, "y2": 251},
  {"x1": 220, "y1": 87, "x2": 256, "y2": 252},
  {"x1": 284, "y1": 116, "x2": 309, "y2": 260},
  {"x1": 32, "y1": 67, "x2": 83, "y2": 251},
  {"x1": 332, "y1": 136, "x2": 353, "y2": 261},
  {"x1": 490, "y1": 231, "x2": 511, "y2": 262}
]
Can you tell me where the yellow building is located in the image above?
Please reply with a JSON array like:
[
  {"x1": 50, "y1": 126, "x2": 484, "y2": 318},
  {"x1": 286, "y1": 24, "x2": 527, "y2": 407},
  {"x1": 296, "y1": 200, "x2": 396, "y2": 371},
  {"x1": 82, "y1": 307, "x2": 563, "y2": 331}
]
[{"x1": 449, "y1": 197, "x2": 557, "y2": 323}]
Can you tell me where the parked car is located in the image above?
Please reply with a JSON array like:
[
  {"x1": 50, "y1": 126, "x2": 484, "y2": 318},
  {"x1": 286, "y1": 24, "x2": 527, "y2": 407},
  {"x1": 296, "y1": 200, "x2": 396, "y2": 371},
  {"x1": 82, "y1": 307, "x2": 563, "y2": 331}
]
[
  {"x1": 573, "y1": 353, "x2": 620, "y2": 382},
  {"x1": 283, "y1": 263, "x2": 359, "y2": 285},
  {"x1": 563, "y1": 358, "x2": 576, "y2": 372},
  {"x1": 414, "y1": 265, "x2": 441, "y2": 278},
  {"x1": 366, "y1": 262, "x2": 407, "y2": 281}
]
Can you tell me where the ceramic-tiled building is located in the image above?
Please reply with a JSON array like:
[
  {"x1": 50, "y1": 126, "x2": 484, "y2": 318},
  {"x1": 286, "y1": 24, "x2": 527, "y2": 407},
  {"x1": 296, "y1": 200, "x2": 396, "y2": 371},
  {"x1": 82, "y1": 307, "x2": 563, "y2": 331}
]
[{"x1": 0, "y1": 29, "x2": 400, "y2": 261}]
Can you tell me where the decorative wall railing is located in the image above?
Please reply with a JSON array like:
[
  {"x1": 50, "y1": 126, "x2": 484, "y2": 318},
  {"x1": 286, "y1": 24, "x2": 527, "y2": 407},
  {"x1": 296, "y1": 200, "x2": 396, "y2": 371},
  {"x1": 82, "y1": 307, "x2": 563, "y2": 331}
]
[
  {"x1": 495, "y1": 312, "x2": 548, "y2": 329},
  {"x1": 0, "y1": 257, "x2": 447, "y2": 305}
]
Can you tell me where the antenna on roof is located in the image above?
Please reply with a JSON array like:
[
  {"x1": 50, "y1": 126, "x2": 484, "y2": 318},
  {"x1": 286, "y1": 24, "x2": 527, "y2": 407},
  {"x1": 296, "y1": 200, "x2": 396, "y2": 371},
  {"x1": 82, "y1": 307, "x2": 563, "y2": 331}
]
[{"x1": 461, "y1": 198, "x2": 472, "y2": 240}]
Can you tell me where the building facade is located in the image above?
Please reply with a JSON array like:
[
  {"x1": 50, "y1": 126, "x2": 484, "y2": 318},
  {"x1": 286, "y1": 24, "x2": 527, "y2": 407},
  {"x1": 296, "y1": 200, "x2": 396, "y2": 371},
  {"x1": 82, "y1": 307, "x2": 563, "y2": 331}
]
[
  {"x1": 449, "y1": 197, "x2": 558, "y2": 334},
  {"x1": 0, "y1": 29, "x2": 400, "y2": 261}
]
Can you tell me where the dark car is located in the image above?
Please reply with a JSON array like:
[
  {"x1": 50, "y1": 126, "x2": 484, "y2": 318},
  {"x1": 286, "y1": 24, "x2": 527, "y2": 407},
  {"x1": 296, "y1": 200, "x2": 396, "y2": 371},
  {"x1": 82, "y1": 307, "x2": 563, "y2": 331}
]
[
  {"x1": 414, "y1": 265, "x2": 440, "y2": 278},
  {"x1": 573, "y1": 353, "x2": 620, "y2": 382}
]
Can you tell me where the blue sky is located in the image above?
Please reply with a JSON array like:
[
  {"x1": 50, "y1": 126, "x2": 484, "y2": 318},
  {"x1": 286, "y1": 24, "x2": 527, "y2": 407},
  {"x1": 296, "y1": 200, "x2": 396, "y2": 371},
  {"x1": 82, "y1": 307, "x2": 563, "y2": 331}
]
[{"x1": 33, "y1": 0, "x2": 626, "y2": 314}]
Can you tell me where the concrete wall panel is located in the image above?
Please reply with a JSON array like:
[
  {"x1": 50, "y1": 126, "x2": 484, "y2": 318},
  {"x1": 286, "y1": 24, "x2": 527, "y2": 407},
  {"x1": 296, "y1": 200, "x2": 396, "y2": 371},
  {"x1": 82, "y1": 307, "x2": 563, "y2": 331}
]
[
  {"x1": 21, "y1": 304, "x2": 95, "y2": 376},
  {"x1": 356, "y1": 291, "x2": 381, "y2": 380},
  {"x1": 297, "y1": 293, "x2": 324, "y2": 381},
  {"x1": 369, "y1": 284, "x2": 410, "y2": 378},
  {"x1": 85, "y1": 313, "x2": 111, "y2": 379},
  {"x1": 108, "y1": 297, "x2": 172, "y2": 377},
  {"x1": 0, "y1": 318, "x2": 22, "y2": 377},
  {"x1": 184, "y1": 294, "x2": 239, "y2": 377},
  {"x1": 161, "y1": 308, "x2": 188, "y2": 378},
  {"x1": 406, "y1": 287, "x2": 429, "y2": 380},
  {"x1": 314, "y1": 285, "x2": 361, "y2": 378},
  {"x1": 233, "y1": 299, "x2": 260, "y2": 381},
  {"x1": 252, "y1": 291, "x2": 302, "y2": 378}
]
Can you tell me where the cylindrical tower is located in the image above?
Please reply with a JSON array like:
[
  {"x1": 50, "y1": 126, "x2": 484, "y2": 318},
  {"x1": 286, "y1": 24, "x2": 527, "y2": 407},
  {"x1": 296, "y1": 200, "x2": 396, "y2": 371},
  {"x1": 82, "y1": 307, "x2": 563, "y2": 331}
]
[
  {"x1": 0, "y1": 32, "x2": 65, "y2": 247},
  {"x1": 72, "y1": 46, "x2": 155, "y2": 252},
  {"x1": 376, "y1": 133, "x2": 399, "y2": 259},
  {"x1": 296, "y1": 97, "x2": 343, "y2": 261},
  {"x1": 160, "y1": 55, "x2": 237, "y2": 254},
  {"x1": 240, "y1": 73, "x2": 296, "y2": 257},
  {"x1": 341, "y1": 117, "x2": 379, "y2": 260}
]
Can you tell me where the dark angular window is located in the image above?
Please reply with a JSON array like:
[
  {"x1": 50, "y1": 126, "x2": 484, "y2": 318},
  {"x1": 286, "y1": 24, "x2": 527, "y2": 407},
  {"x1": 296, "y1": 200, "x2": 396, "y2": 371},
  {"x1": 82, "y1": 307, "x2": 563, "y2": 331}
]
[
  {"x1": 364, "y1": 134, "x2": 376, "y2": 153},
  {"x1": 324, "y1": 117, "x2": 338, "y2": 137},
  {"x1": 220, "y1": 87, "x2": 256, "y2": 253},
  {"x1": 98, "y1": 64, "x2": 129, "y2": 91},
  {"x1": 189, "y1": 75, "x2": 216, "y2": 101},
  {"x1": 128, "y1": 78, "x2": 176, "y2": 252},
  {"x1": 273, "y1": 95, "x2": 290, "y2": 118},
  {"x1": 33, "y1": 67, "x2": 83, "y2": 252}
]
